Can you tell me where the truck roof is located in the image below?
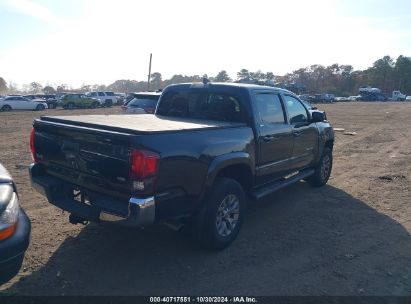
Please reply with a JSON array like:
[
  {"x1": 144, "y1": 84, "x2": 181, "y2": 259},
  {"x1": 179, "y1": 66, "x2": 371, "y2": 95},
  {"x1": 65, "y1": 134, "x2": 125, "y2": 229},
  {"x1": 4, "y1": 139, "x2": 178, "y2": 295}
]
[
  {"x1": 165, "y1": 82, "x2": 294, "y2": 95},
  {"x1": 129, "y1": 91, "x2": 162, "y2": 96}
]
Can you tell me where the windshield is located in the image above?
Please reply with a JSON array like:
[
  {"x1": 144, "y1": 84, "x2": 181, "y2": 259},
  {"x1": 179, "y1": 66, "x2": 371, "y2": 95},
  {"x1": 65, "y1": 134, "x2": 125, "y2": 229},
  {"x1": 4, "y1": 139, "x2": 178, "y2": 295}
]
[{"x1": 156, "y1": 90, "x2": 245, "y2": 123}]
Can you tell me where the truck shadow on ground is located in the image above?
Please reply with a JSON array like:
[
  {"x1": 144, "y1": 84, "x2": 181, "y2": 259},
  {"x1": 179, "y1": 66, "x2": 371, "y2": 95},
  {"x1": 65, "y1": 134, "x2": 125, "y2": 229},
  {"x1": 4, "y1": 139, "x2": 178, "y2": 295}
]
[{"x1": 4, "y1": 183, "x2": 411, "y2": 295}]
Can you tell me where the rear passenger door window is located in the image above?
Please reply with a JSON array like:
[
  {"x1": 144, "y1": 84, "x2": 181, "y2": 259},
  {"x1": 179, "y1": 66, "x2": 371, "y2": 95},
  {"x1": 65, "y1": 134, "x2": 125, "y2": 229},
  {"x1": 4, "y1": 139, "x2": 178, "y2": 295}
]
[
  {"x1": 283, "y1": 95, "x2": 308, "y2": 124},
  {"x1": 255, "y1": 93, "x2": 286, "y2": 125}
]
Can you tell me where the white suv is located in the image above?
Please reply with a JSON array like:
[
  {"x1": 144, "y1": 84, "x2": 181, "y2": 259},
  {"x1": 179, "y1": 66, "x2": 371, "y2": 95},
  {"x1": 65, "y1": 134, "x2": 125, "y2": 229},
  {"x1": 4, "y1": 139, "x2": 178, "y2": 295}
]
[{"x1": 85, "y1": 91, "x2": 117, "y2": 107}]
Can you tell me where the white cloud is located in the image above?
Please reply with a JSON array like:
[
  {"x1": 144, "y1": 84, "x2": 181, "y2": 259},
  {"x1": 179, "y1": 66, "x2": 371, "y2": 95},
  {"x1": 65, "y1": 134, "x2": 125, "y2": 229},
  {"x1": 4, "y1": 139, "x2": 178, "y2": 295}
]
[{"x1": 4, "y1": 0, "x2": 71, "y2": 28}]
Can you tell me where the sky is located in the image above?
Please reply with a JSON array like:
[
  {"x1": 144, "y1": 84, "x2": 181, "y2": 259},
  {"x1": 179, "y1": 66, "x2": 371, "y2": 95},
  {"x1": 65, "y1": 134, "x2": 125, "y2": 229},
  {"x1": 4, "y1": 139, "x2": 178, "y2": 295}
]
[{"x1": 1, "y1": 0, "x2": 411, "y2": 88}]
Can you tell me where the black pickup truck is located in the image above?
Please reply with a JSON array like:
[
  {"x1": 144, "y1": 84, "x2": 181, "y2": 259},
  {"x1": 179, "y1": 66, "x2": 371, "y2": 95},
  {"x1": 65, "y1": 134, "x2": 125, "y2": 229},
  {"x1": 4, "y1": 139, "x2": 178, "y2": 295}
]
[{"x1": 29, "y1": 82, "x2": 334, "y2": 249}]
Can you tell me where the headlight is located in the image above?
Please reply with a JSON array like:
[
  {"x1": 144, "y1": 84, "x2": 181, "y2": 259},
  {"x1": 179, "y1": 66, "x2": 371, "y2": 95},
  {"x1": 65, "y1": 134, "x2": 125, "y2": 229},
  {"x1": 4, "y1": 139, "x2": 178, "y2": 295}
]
[{"x1": 0, "y1": 192, "x2": 19, "y2": 241}]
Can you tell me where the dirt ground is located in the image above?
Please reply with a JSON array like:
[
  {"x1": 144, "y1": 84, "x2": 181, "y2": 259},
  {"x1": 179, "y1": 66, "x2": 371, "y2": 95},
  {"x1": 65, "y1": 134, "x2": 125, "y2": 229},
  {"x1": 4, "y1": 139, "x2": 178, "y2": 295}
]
[{"x1": 0, "y1": 102, "x2": 410, "y2": 295}]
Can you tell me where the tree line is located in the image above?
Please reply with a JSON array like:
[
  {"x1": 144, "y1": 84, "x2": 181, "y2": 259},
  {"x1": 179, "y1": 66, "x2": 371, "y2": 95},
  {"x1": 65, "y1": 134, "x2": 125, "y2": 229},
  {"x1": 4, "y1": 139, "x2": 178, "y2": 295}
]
[{"x1": 1, "y1": 55, "x2": 410, "y2": 96}]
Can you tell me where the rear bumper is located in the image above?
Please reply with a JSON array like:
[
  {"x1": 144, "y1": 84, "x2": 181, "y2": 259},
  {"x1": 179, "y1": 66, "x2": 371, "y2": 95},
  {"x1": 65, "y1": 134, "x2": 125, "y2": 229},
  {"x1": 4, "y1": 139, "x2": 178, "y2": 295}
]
[
  {"x1": 29, "y1": 163, "x2": 155, "y2": 227},
  {"x1": 0, "y1": 209, "x2": 31, "y2": 285}
]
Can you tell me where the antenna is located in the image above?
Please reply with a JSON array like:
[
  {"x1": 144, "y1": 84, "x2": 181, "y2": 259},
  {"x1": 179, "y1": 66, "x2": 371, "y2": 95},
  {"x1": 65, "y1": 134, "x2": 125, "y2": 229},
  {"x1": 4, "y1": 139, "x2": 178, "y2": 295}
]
[{"x1": 147, "y1": 53, "x2": 152, "y2": 91}]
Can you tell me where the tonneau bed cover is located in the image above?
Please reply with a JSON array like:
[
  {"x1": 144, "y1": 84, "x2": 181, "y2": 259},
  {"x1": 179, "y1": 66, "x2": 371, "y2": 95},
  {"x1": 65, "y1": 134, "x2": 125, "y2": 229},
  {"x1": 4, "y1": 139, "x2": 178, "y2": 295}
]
[{"x1": 38, "y1": 114, "x2": 245, "y2": 134}]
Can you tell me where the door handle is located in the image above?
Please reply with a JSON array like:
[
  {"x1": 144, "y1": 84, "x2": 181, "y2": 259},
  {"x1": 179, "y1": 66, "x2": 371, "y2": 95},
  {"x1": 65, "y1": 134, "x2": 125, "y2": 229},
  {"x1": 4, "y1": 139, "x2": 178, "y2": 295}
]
[{"x1": 263, "y1": 135, "x2": 279, "y2": 142}]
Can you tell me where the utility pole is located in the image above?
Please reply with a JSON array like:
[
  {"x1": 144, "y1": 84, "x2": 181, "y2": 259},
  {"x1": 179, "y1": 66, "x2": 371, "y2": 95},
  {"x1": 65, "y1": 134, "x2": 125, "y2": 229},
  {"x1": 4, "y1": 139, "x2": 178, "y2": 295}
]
[{"x1": 147, "y1": 53, "x2": 152, "y2": 91}]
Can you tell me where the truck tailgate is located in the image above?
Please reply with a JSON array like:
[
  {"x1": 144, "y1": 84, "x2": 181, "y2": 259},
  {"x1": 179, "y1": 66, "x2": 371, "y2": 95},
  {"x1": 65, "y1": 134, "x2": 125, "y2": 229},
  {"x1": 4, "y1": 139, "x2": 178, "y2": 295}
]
[{"x1": 33, "y1": 119, "x2": 132, "y2": 199}]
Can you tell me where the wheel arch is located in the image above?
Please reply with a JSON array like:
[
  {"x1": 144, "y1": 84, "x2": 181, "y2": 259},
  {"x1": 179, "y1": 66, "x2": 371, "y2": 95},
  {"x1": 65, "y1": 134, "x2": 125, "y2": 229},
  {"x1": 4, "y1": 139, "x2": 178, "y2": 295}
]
[
  {"x1": 200, "y1": 152, "x2": 254, "y2": 202},
  {"x1": 1, "y1": 104, "x2": 12, "y2": 111}
]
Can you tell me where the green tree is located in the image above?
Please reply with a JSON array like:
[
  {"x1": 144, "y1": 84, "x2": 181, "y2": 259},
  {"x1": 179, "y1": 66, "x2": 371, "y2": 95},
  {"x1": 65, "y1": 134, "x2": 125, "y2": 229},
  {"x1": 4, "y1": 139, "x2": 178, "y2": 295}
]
[
  {"x1": 43, "y1": 85, "x2": 56, "y2": 94},
  {"x1": 78, "y1": 84, "x2": 91, "y2": 93},
  {"x1": 29, "y1": 82, "x2": 43, "y2": 94},
  {"x1": 250, "y1": 70, "x2": 265, "y2": 81},
  {"x1": 237, "y1": 69, "x2": 250, "y2": 79},
  {"x1": 265, "y1": 72, "x2": 275, "y2": 81},
  {"x1": 56, "y1": 84, "x2": 68, "y2": 92},
  {"x1": 214, "y1": 70, "x2": 231, "y2": 82},
  {"x1": 150, "y1": 72, "x2": 162, "y2": 90},
  {"x1": 394, "y1": 55, "x2": 411, "y2": 93},
  {"x1": 368, "y1": 55, "x2": 394, "y2": 92}
]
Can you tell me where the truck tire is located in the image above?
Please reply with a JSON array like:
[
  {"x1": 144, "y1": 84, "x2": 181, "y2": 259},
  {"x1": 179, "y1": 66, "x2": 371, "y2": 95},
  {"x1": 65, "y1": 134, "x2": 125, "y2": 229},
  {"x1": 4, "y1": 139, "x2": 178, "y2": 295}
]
[
  {"x1": 307, "y1": 147, "x2": 332, "y2": 187},
  {"x1": 197, "y1": 177, "x2": 246, "y2": 250}
]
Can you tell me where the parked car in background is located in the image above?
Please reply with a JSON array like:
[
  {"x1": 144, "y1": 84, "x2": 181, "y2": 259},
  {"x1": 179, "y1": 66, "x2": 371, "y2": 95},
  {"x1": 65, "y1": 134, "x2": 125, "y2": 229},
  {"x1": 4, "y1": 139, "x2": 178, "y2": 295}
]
[
  {"x1": 349, "y1": 95, "x2": 361, "y2": 101},
  {"x1": 334, "y1": 97, "x2": 350, "y2": 102},
  {"x1": 359, "y1": 86, "x2": 381, "y2": 94},
  {"x1": 0, "y1": 96, "x2": 48, "y2": 111},
  {"x1": 298, "y1": 98, "x2": 317, "y2": 110},
  {"x1": 121, "y1": 92, "x2": 161, "y2": 114},
  {"x1": 0, "y1": 164, "x2": 31, "y2": 285},
  {"x1": 60, "y1": 94, "x2": 100, "y2": 109},
  {"x1": 85, "y1": 91, "x2": 116, "y2": 107},
  {"x1": 357, "y1": 92, "x2": 388, "y2": 101},
  {"x1": 392, "y1": 90, "x2": 406, "y2": 101},
  {"x1": 298, "y1": 94, "x2": 315, "y2": 103},
  {"x1": 313, "y1": 93, "x2": 334, "y2": 103},
  {"x1": 405, "y1": 96, "x2": 411, "y2": 102},
  {"x1": 114, "y1": 93, "x2": 126, "y2": 105},
  {"x1": 23, "y1": 94, "x2": 58, "y2": 109}
]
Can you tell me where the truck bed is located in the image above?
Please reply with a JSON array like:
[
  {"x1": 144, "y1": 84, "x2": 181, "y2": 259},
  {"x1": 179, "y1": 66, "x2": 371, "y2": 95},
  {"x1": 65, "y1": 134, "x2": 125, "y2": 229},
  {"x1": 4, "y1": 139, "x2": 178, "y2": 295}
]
[{"x1": 39, "y1": 114, "x2": 245, "y2": 135}]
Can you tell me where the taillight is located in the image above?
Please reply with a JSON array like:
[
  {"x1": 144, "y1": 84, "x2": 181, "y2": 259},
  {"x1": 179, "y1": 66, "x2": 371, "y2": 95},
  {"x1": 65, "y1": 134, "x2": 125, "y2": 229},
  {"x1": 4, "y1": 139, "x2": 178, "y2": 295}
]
[
  {"x1": 30, "y1": 128, "x2": 37, "y2": 162},
  {"x1": 130, "y1": 149, "x2": 159, "y2": 194}
]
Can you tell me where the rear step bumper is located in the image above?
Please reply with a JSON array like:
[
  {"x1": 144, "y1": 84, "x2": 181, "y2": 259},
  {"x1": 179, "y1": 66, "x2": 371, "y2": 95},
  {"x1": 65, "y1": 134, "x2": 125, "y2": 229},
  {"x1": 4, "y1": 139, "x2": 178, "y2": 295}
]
[{"x1": 29, "y1": 163, "x2": 155, "y2": 227}]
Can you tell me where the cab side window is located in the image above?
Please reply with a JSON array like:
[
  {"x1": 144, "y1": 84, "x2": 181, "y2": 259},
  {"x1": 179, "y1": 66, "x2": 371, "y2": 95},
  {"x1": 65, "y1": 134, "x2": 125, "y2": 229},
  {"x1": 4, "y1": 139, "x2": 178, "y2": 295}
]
[
  {"x1": 283, "y1": 95, "x2": 308, "y2": 124},
  {"x1": 255, "y1": 93, "x2": 285, "y2": 124}
]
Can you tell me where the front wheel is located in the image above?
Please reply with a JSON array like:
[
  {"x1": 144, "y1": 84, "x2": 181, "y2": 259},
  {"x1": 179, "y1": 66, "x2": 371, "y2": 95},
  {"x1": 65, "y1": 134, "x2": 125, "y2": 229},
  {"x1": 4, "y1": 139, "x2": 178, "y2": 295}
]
[
  {"x1": 307, "y1": 147, "x2": 333, "y2": 187},
  {"x1": 66, "y1": 102, "x2": 75, "y2": 110},
  {"x1": 196, "y1": 177, "x2": 246, "y2": 250}
]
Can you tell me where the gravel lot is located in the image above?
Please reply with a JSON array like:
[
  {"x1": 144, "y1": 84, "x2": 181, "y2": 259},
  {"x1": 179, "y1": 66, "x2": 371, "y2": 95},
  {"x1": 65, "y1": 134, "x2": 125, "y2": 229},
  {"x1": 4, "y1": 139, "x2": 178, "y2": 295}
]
[{"x1": 0, "y1": 102, "x2": 410, "y2": 295}]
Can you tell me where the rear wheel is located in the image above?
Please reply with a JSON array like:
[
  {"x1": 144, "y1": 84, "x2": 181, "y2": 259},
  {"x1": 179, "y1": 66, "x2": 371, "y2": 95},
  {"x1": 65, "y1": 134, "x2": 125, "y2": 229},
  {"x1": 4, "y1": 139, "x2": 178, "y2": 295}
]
[
  {"x1": 307, "y1": 147, "x2": 333, "y2": 187},
  {"x1": 196, "y1": 177, "x2": 246, "y2": 250},
  {"x1": 105, "y1": 99, "x2": 113, "y2": 107},
  {"x1": 36, "y1": 104, "x2": 45, "y2": 111},
  {"x1": 1, "y1": 105, "x2": 12, "y2": 112}
]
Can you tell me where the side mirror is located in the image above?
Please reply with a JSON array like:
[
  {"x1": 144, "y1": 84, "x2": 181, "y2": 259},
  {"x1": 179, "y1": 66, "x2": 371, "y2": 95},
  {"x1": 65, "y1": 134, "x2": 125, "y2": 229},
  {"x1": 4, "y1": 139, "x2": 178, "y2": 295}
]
[{"x1": 310, "y1": 110, "x2": 326, "y2": 122}]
